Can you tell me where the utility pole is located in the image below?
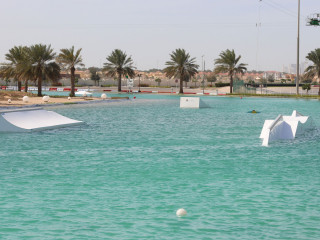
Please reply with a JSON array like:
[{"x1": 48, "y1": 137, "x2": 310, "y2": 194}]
[
  {"x1": 201, "y1": 55, "x2": 204, "y2": 93},
  {"x1": 138, "y1": 74, "x2": 141, "y2": 92},
  {"x1": 296, "y1": 0, "x2": 300, "y2": 95},
  {"x1": 203, "y1": 60, "x2": 205, "y2": 94}
]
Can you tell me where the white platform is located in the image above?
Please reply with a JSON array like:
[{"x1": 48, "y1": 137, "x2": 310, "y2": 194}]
[
  {"x1": 0, "y1": 108, "x2": 84, "y2": 132},
  {"x1": 180, "y1": 97, "x2": 208, "y2": 108},
  {"x1": 260, "y1": 110, "x2": 316, "y2": 146},
  {"x1": 75, "y1": 91, "x2": 92, "y2": 97}
]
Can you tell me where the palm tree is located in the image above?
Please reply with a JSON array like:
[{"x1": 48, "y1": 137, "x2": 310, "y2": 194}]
[
  {"x1": 19, "y1": 57, "x2": 36, "y2": 93},
  {"x1": 163, "y1": 49, "x2": 199, "y2": 94},
  {"x1": 304, "y1": 48, "x2": 320, "y2": 95},
  {"x1": 27, "y1": 44, "x2": 60, "y2": 96},
  {"x1": 0, "y1": 46, "x2": 28, "y2": 91},
  {"x1": 214, "y1": 49, "x2": 247, "y2": 94},
  {"x1": 103, "y1": 49, "x2": 135, "y2": 92},
  {"x1": 57, "y1": 46, "x2": 84, "y2": 97}
]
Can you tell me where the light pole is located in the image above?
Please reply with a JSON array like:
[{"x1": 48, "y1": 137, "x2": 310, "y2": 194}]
[
  {"x1": 138, "y1": 74, "x2": 141, "y2": 92},
  {"x1": 296, "y1": 0, "x2": 300, "y2": 95},
  {"x1": 201, "y1": 55, "x2": 204, "y2": 93},
  {"x1": 256, "y1": 77, "x2": 261, "y2": 94},
  {"x1": 202, "y1": 60, "x2": 205, "y2": 94}
]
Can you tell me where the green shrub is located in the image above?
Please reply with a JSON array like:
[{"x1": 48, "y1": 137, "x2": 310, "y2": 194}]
[
  {"x1": 265, "y1": 83, "x2": 302, "y2": 87},
  {"x1": 215, "y1": 82, "x2": 230, "y2": 87},
  {"x1": 139, "y1": 83, "x2": 150, "y2": 87}
]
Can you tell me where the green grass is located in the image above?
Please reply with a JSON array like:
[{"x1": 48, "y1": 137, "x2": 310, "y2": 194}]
[{"x1": 63, "y1": 102, "x2": 77, "y2": 105}]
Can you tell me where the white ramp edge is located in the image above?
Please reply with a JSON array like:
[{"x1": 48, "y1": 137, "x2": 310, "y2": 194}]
[
  {"x1": 180, "y1": 97, "x2": 209, "y2": 108},
  {"x1": 75, "y1": 91, "x2": 93, "y2": 97},
  {"x1": 260, "y1": 110, "x2": 316, "y2": 146},
  {"x1": 0, "y1": 108, "x2": 84, "y2": 132}
]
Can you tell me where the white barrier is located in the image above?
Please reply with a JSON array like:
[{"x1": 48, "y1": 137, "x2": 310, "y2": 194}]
[{"x1": 180, "y1": 97, "x2": 208, "y2": 108}]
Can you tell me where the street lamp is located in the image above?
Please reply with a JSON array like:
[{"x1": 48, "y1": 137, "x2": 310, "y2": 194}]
[
  {"x1": 202, "y1": 55, "x2": 205, "y2": 94},
  {"x1": 137, "y1": 74, "x2": 142, "y2": 92},
  {"x1": 202, "y1": 60, "x2": 206, "y2": 94},
  {"x1": 256, "y1": 77, "x2": 261, "y2": 94}
]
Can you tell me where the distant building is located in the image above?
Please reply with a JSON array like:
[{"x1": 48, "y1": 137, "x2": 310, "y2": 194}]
[
  {"x1": 263, "y1": 71, "x2": 285, "y2": 81},
  {"x1": 290, "y1": 64, "x2": 297, "y2": 74},
  {"x1": 60, "y1": 73, "x2": 81, "y2": 79},
  {"x1": 288, "y1": 62, "x2": 308, "y2": 74}
]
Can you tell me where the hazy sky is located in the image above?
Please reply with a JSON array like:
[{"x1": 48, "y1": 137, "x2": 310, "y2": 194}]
[{"x1": 0, "y1": 0, "x2": 319, "y2": 71}]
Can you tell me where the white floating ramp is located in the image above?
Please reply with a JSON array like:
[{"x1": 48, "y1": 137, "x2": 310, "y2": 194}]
[
  {"x1": 260, "y1": 110, "x2": 316, "y2": 146},
  {"x1": 0, "y1": 108, "x2": 84, "y2": 132},
  {"x1": 180, "y1": 97, "x2": 208, "y2": 108},
  {"x1": 75, "y1": 91, "x2": 92, "y2": 97}
]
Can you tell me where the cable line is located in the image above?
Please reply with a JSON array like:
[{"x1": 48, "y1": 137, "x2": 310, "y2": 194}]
[{"x1": 261, "y1": 0, "x2": 297, "y2": 18}]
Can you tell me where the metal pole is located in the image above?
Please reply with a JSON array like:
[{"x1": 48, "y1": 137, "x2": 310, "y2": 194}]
[
  {"x1": 201, "y1": 55, "x2": 204, "y2": 93},
  {"x1": 138, "y1": 74, "x2": 141, "y2": 92},
  {"x1": 203, "y1": 60, "x2": 205, "y2": 94},
  {"x1": 296, "y1": 0, "x2": 300, "y2": 95}
]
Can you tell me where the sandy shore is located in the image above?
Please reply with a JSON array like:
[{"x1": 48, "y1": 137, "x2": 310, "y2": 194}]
[{"x1": 0, "y1": 96, "x2": 102, "y2": 107}]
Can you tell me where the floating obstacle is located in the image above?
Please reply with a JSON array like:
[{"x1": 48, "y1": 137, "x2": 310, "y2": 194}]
[
  {"x1": 75, "y1": 91, "x2": 92, "y2": 97},
  {"x1": 260, "y1": 110, "x2": 316, "y2": 146},
  {"x1": 248, "y1": 110, "x2": 260, "y2": 114},
  {"x1": 0, "y1": 108, "x2": 84, "y2": 133},
  {"x1": 180, "y1": 97, "x2": 208, "y2": 108}
]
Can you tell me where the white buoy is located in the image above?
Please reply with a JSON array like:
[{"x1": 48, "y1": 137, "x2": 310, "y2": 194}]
[
  {"x1": 176, "y1": 208, "x2": 187, "y2": 217},
  {"x1": 68, "y1": 97, "x2": 71, "y2": 100},
  {"x1": 101, "y1": 93, "x2": 107, "y2": 99},
  {"x1": 42, "y1": 96, "x2": 50, "y2": 102},
  {"x1": 8, "y1": 99, "x2": 11, "y2": 103},
  {"x1": 22, "y1": 96, "x2": 29, "y2": 103}
]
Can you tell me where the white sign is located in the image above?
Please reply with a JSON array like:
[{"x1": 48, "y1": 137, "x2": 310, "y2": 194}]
[{"x1": 127, "y1": 78, "x2": 134, "y2": 87}]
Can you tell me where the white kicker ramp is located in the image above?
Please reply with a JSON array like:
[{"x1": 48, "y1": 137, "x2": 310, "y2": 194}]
[
  {"x1": 260, "y1": 110, "x2": 316, "y2": 146},
  {"x1": 180, "y1": 97, "x2": 208, "y2": 108},
  {"x1": 0, "y1": 108, "x2": 84, "y2": 132},
  {"x1": 75, "y1": 91, "x2": 92, "y2": 97}
]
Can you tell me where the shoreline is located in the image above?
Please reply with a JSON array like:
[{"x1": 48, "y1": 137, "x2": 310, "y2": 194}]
[
  {"x1": 1, "y1": 85, "x2": 319, "y2": 108},
  {"x1": 0, "y1": 96, "x2": 132, "y2": 109}
]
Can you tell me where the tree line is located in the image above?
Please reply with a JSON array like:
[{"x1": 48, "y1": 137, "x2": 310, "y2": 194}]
[{"x1": 1, "y1": 45, "x2": 320, "y2": 95}]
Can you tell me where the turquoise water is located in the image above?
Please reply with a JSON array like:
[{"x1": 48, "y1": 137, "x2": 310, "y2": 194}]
[{"x1": 1, "y1": 96, "x2": 320, "y2": 239}]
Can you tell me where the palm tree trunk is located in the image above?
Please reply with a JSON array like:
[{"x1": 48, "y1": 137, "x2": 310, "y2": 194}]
[
  {"x1": 118, "y1": 74, "x2": 122, "y2": 92},
  {"x1": 179, "y1": 78, "x2": 183, "y2": 94},
  {"x1": 230, "y1": 75, "x2": 233, "y2": 94},
  {"x1": 24, "y1": 80, "x2": 28, "y2": 92},
  {"x1": 70, "y1": 67, "x2": 75, "y2": 97},
  {"x1": 17, "y1": 80, "x2": 22, "y2": 92},
  {"x1": 37, "y1": 76, "x2": 42, "y2": 96}
]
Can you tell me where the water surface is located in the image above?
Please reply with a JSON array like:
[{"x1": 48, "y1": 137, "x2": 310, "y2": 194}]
[{"x1": 1, "y1": 96, "x2": 320, "y2": 239}]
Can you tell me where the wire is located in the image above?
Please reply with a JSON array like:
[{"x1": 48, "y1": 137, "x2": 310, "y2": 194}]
[
  {"x1": 268, "y1": 0, "x2": 299, "y2": 16},
  {"x1": 261, "y1": 0, "x2": 297, "y2": 18}
]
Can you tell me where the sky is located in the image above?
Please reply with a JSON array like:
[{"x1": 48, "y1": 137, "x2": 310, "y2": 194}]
[{"x1": 0, "y1": 0, "x2": 319, "y2": 71}]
